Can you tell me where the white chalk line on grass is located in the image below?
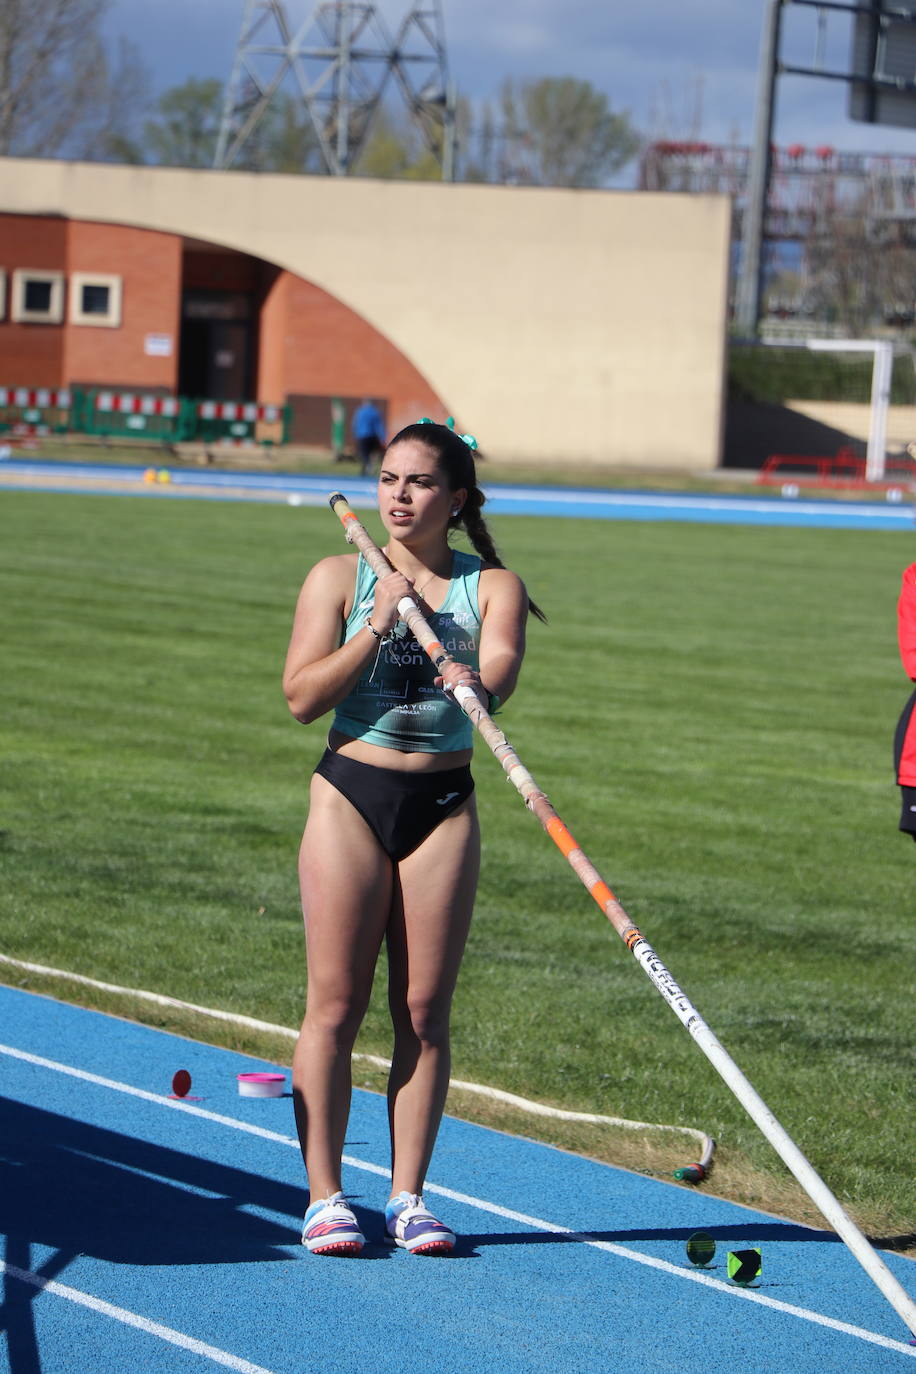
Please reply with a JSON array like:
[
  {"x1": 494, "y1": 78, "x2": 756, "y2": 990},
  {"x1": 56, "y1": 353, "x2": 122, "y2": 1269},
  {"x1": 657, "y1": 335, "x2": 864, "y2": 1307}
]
[
  {"x1": 0, "y1": 1262, "x2": 278, "y2": 1374},
  {"x1": 1, "y1": 1041, "x2": 914, "y2": 1358},
  {"x1": 0, "y1": 953, "x2": 710, "y2": 1148}
]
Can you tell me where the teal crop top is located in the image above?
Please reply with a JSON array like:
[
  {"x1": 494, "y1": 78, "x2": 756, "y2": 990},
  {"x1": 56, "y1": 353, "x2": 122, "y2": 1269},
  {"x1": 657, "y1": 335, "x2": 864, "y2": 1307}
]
[{"x1": 333, "y1": 550, "x2": 482, "y2": 752}]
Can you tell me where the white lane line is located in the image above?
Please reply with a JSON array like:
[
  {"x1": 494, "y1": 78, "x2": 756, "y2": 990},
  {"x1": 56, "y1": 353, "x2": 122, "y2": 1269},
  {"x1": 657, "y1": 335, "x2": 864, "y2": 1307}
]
[
  {"x1": 420, "y1": 1182, "x2": 916, "y2": 1355},
  {"x1": 0, "y1": 954, "x2": 711, "y2": 1148},
  {"x1": 2, "y1": 1042, "x2": 914, "y2": 1358},
  {"x1": 480, "y1": 484, "x2": 914, "y2": 519},
  {"x1": 1, "y1": 1262, "x2": 278, "y2": 1374},
  {"x1": 0, "y1": 1040, "x2": 382, "y2": 1159}
]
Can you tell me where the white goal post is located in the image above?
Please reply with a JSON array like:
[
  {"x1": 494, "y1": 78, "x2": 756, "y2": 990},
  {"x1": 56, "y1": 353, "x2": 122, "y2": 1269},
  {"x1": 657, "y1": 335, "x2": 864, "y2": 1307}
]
[
  {"x1": 805, "y1": 339, "x2": 893, "y2": 483},
  {"x1": 759, "y1": 335, "x2": 895, "y2": 483}
]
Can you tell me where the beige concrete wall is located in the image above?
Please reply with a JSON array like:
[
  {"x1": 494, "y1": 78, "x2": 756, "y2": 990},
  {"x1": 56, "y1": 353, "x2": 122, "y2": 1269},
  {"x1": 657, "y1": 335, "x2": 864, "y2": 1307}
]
[
  {"x1": 787, "y1": 400, "x2": 916, "y2": 456},
  {"x1": 0, "y1": 160, "x2": 731, "y2": 468}
]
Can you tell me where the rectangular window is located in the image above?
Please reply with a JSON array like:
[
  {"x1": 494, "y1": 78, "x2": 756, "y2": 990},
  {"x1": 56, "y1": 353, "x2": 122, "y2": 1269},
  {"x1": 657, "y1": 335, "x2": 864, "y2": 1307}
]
[
  {"x1": 25, "y1": 280, "x2": 52, "y2": 313},
  {"x1": 11, "y1": 269, "x2": 64, "y2": 324},
  {"x1": 81, "y1": 284, "x2": 110, "y2": 314},
  {"x1": 69, "y1": 272, "x2": 122, "y2": 328}
]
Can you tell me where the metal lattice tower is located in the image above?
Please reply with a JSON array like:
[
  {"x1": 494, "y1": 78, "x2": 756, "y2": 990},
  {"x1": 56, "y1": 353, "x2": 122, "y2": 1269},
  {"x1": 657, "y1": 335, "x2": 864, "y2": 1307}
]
[
  {"x1": 639, "y1": 139, "x2": 916, "y2": 328},
  {"x1": 214, "y1": 0, "x2": 455, "y2": 177},
  {"x1": 639, "y1": 140, "x2": 916, "y2": 244},
  {"x1": 387, "y1": 4, "x2": 455, "y2": 177}
]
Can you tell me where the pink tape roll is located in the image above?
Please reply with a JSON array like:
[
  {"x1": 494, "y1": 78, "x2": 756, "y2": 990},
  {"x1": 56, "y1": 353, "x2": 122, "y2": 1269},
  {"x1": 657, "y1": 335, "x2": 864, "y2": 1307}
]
[{"x1": 237, "y1": 1072, "x2": 286, "y2": 1098}]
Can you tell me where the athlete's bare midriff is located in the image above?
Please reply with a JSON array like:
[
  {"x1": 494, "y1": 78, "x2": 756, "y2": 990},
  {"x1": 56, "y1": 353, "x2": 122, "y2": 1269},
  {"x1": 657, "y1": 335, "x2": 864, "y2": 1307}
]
[{"x1": 327, "y1": 727, "x2": 473, "y2": 773}]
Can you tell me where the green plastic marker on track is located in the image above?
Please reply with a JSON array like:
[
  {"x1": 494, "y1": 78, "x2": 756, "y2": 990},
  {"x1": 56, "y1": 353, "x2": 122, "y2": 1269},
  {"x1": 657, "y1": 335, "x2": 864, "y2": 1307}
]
[
  {"x1": 686, "y1": 1232, "x2": 716, "y2": 1267},
  {"x1": 728, "y1": 1249, "x2": 762, "y2": 1286}
]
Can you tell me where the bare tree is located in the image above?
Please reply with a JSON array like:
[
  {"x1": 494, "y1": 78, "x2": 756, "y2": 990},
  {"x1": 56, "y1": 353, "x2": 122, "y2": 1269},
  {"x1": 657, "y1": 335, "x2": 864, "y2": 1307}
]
[
  {"x1": 498, "y1": 77, "x2": 641, "y2": 188},
  {"x1": 143, "y1": 78, "x2": 223, "y2": 170},
  {"x1": 354, "y1": 99, "x2": 457, "y2": 181},
  {"x1": 800, "y1": 207, "x2": 916, "y2": 333},
  {"x1": 0, "y1": 0, "x2": 149, "y2": 159},
  {"x1": 142, "y1": 79, "x2": 324, "y2": 174}
]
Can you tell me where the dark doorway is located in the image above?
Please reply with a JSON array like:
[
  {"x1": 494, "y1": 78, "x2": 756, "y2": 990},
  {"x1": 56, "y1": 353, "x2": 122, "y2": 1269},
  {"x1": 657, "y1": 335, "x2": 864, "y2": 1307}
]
[{"x1": 179, "y1": 291, "x2": 254, "y2": 401}]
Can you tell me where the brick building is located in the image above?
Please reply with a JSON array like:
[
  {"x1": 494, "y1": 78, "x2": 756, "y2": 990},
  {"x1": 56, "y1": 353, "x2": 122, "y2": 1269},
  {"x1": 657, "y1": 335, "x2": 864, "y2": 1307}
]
[
  {"x1": 0, "y1": 212, "x2": 445, "y2": 446},
  {"x1": 0, "y1": 161, "x2": 732, "y2": 469}
]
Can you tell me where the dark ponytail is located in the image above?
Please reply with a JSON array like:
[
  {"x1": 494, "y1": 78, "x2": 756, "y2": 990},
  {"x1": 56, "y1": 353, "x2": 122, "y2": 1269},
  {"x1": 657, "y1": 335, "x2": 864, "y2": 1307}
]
[{"x1": 388, "y1": 422, "x2": 547, "y2": 623}]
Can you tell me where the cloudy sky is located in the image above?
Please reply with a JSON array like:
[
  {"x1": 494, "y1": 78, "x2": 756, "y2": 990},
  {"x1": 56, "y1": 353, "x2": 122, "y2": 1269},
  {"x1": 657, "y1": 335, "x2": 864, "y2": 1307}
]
[{"x1": 105, "y1": 0, "x2": 916, "y2": 178}]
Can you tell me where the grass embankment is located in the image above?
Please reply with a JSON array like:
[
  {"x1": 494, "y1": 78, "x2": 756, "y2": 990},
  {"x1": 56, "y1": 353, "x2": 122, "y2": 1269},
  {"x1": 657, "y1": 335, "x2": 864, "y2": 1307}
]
[{"x1": 0, "y1": 490, "x2": 913, "y2": 1247}]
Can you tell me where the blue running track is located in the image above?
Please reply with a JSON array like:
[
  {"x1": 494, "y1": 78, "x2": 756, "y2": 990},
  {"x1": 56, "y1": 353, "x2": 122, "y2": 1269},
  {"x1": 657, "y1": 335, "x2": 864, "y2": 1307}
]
[
  {"x1": 1, "y1": 987, "x2": 913, "y2": 1374},
  {"x1": 0, "y1": 456, "x2": 914, "y2": 528}
]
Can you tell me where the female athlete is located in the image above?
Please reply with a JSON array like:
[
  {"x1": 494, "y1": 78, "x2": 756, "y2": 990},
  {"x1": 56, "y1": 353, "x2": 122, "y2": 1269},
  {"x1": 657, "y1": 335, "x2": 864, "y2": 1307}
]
[{"x1": 283, "y1": 419, "x2": 543, "y2": 1255}]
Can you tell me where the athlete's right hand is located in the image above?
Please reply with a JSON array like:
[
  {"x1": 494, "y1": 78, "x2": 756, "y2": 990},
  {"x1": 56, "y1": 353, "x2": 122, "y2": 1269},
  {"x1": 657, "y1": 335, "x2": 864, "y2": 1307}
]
[{"x1": 370, "y1": 570, "x2": 415, "y2": 635}]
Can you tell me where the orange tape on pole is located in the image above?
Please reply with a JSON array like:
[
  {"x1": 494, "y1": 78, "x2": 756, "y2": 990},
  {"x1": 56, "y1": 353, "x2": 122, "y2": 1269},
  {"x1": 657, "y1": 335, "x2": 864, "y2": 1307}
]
[{"x1": 545, "y1": 815, "x2": 578, "y2": 858}]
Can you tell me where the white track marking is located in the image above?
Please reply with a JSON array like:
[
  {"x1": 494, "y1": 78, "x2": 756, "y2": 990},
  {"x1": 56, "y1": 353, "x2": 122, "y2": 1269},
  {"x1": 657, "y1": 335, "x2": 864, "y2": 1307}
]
[
  {"x1": 419, "y1": 1183, "x2": 916, "y2": 1356},
  {"x1": 1, "y1": 1042, "x2": 913, "y2": 1356},
  {"x1": 0, "y1": 1262, "x2": 278, "y2": 1374},
  {"x1": 0, "y1": 953, "x2": 710, "y2": 1147},
  {"x1": 0, "y1": 1041, "x2": 378, "y2": 1164}
]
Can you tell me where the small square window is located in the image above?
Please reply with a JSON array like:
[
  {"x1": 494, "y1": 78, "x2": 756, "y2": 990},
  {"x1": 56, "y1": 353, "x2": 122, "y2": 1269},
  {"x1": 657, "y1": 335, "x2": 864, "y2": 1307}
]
[
  {"x1": 81, "y1": 284, "x2": 110, "y2": 314},
  {"x1": 70, "y1": 272, "x2": 122, "y2": 328},
  {"x1": 25, "y1": 280, "x2": 52, "y2": 313},
  {"x1": 11, "y1": 269, "x2": 64, "y2": 324}
]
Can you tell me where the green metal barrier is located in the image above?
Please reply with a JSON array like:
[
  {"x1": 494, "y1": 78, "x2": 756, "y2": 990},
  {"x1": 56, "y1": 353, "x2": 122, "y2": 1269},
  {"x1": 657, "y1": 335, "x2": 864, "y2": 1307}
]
[
  {"x1": 0, "y1": 386, "x2": 74, "y2": 435},
  {"x1": 81, "y1": 390, "x2": 195, "y2": 442},
  {"x1": 331, "y1": 397, "x2": 347, "y2": 458},
  {"x1": 193, "y1": 400, "x2": 290, "y2": 446},
  {"x1": 0, "y1": 385, "x2": 293, "y2": 447}
]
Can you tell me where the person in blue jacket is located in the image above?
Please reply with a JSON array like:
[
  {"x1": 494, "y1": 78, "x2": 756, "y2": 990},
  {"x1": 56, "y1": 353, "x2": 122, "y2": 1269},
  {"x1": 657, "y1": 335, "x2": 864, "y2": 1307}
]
[{"x1": 351, "y1": 398, "x2": 385, "y2": 474}]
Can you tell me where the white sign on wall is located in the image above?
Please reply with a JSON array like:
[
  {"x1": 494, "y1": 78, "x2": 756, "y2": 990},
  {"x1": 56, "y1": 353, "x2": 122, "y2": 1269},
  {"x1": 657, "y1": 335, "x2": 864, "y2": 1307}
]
[{"x1": 144, "y1": 333, "x2": 174, "y2": 357}]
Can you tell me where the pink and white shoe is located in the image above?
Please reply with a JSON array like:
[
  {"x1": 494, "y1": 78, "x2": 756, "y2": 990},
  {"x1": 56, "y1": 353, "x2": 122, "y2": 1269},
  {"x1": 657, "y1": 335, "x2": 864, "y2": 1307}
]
[
  {"x1": 301, "y1": 1192, "x2": 364, "y2": 1256},
  {"x1": 384, "y1": 1192, "x2": 455, "y2": 1255}
]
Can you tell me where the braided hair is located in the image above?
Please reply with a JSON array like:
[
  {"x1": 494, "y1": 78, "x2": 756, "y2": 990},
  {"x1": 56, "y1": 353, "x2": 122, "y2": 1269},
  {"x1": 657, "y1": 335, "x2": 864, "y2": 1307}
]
[{"x1": 387, "y1": 421, "x2": 546, "y2": 623}]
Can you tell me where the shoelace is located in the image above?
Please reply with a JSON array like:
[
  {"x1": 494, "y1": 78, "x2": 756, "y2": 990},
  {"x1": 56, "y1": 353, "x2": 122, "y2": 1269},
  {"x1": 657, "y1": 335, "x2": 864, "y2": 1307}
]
[{"x1": 309, "y1": 1193, "x2": 354, "y2": 1220}]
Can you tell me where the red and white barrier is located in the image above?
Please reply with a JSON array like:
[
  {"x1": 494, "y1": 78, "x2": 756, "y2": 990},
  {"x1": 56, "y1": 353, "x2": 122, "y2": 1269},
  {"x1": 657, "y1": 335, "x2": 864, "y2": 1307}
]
[
  {"x1": 94, "y1": 393, "x2": 180, "y2": 416},
  {"x1": 0, "y1": 388, "x2": 71, "y2": 407},
  {"x1": 197, "y1": 401, "x2": 281, "y2": 422}
]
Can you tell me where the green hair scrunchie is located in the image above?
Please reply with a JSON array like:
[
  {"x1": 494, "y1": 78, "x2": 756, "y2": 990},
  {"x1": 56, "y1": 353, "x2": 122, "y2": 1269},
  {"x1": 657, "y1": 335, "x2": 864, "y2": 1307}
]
[{"x1": 418, "y1": 415, "x2": 478, "y2": 452}]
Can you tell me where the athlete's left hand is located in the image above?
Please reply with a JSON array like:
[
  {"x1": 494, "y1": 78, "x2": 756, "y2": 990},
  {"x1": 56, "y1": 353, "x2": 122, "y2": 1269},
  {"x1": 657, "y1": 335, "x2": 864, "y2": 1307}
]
[{"x1": 436, "y1": 661, "x2": 487, "y2": 707}]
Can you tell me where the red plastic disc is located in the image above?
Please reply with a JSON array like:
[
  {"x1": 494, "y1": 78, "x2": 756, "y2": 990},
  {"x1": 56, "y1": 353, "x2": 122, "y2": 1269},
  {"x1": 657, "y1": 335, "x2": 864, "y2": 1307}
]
[{"x1": 171, "y1": 1069, "x2": 192, "y2": 1098}]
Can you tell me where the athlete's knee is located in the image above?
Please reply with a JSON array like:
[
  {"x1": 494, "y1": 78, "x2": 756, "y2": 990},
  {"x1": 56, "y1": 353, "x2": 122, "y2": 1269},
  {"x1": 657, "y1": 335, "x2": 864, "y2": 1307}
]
[
  {"x1": 398, "y1": 990, "x2": 452, "y2": 1049},
  {"x1": 305, "y1": 988, "x2": 369, "y2": 1043}
]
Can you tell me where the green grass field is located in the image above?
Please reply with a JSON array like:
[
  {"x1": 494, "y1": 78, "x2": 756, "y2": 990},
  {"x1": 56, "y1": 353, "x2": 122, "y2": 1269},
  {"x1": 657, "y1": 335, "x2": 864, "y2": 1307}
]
[{"x1": 1, "y1": 487, "x2": 914, "y2": 1244}]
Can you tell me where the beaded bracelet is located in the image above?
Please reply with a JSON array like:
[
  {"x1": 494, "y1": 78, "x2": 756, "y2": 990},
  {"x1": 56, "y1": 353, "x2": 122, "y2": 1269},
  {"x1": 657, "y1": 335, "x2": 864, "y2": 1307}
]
[{"x1": 364, "y1": 617, "x2": 384, "y2": 640}]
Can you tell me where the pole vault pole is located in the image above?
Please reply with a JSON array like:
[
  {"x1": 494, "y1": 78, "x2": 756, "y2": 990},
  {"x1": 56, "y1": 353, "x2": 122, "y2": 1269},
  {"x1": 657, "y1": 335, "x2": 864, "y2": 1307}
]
[{"x1": 328, "y1": 492, "x2": 916, "y2": 1339}]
